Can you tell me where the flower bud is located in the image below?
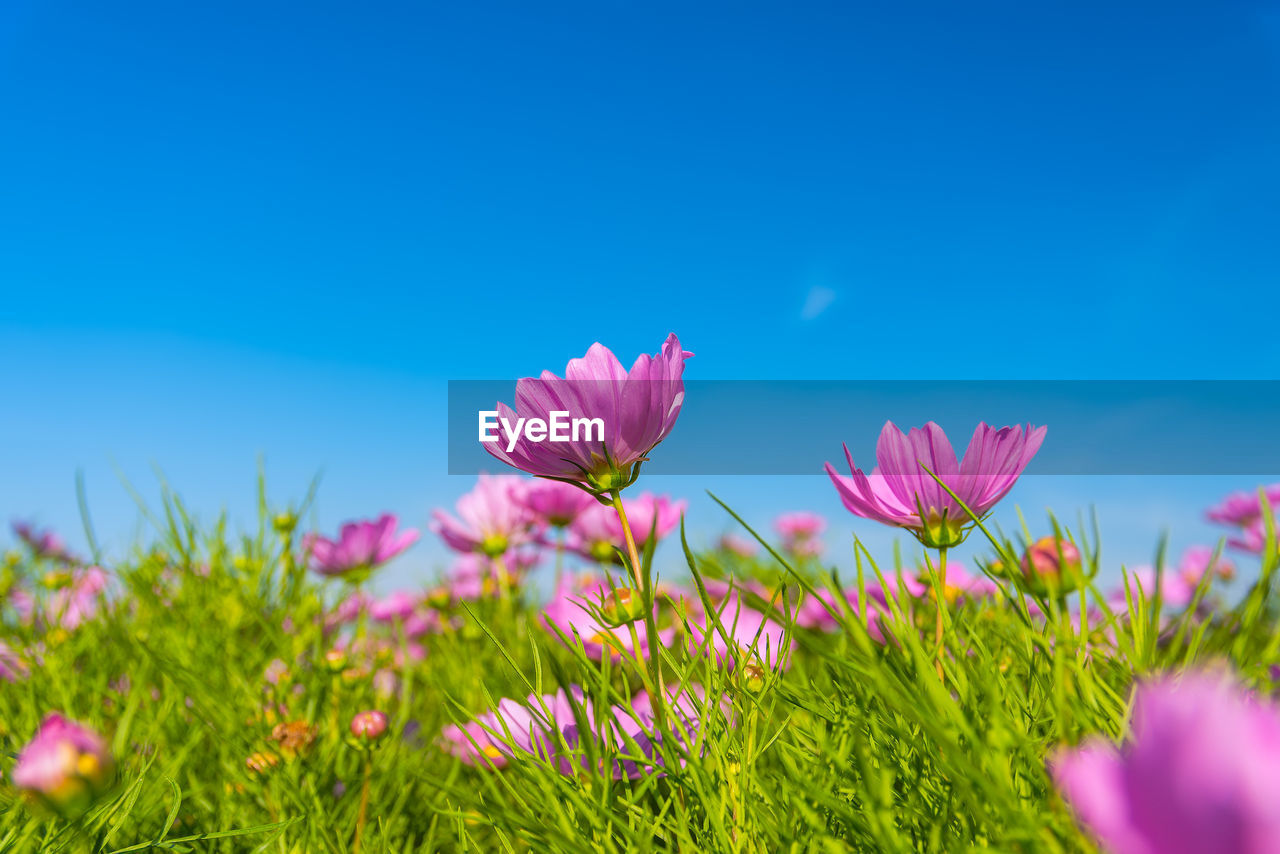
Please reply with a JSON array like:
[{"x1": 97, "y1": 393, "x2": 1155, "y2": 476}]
[
  {"x1": 272, "y1": 512, "x2": 298, "y2": 535},
  {"x1": 323, "y1": 648, "x2": 348, "y2": 673},
  {"x1": 245, "y1": 751, "x2": 280, "y2": 776},
  {"x1": 597, "y1": 587, "x2": 647, "y2": 626},
  {"x1": 13, "y1": 713, "x2": 115, "y2": 813},
  {"x1": 270, "y1": 720, "x2": 318, "y2": 759},
  {"x1": 739, "y1": 661, "x2": 767, "y2": 693},
  {"x1": 349, "y1": 710, "x2": 388, "y2": 743},
  {"x1": 1020, "y1": 536, "x2": 1083, "y2": 590}
]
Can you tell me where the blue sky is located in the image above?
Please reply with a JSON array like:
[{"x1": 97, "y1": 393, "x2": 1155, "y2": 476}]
[{"x1": 2, "y1": 1, "x2": 1278, "y2": 588}]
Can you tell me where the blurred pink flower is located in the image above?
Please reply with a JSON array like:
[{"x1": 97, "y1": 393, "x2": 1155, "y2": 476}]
[
  {"x1": 1108, "y1": 549, "x2": 1231, "y2": 613},
  {"x1": 686, "y1": 593, "x2": 794, "y2": 670},
  {"x1": 775, "y1": 511, "x2": 825, "y2": 539},
  {"x1": 1177, "y1": 545, "x2": 1235, "y2": 585},
  {"x1": 440, "y1": 687, "x2": 586, "y2": 768},
  {"x1": 368, "y1": 591, "x2": 419, "y2": 623},
  {"x1": 11, "y1": 521, "x2": 76, "y2": 563},
  {"x1": 542, "y1": 574, "x2": 673, "y2": 662},
  {"x1": 1051, "y1": 671, "x2": 1280, "y2": 854},
  {"x1": 303, "y1": 513, "x2": 418, "y2": 579},
  {"x1": 350, "y1": 710, "x2": 388, "y2": 742},
  {"x1": 826, "y1": 421, "x2": 1045, "y2": 549},
  {"x1": 431, "y1": 475, "x2": 537, "y2": 557},
  {"x1": 514, "y1": 480, "x2": 596, "y2": 528},
  {"x1": 13, "y1": 713, "x2": 115, "y2": 811},
  {"x1": 325, "y1": 591, "x2": 373, "y2": 633},
  {"x1": 263, "y1": 659, "x2": 289, "y2": 686},
  {"x1": 1206, "y1": 484, "x2": 1280, "y2": 527},
  {"x1": 566, "y1": 494, "x2": 685, "y2": 564},
  {"x1": 482, "y1": 334, "x2": 693, "y2": 492},
  {"x1": 774, "y1": 512, "x2": 826, "y2": 557},
  {"x1": 1020, "y1": 536, "x2": 1083, "y2": 582},
  {"x1": 717, "y1": 533, "x2": 758, "y2": 558},
  {"x1": 561, "y1": 684, "x2": 732, "y2": 780},
  {"x1": 1230, "y1": 519, "x2": 1277, "y2": 557},
  {"x1": 44, "y1": 567, "x2": 109, "y2": 631},
  {"x1": 0, "y1": 641, "x2": 28, "y2": 682},
  {"x1": 434, "y1": 552, "x2": 539, "y2": 602}
]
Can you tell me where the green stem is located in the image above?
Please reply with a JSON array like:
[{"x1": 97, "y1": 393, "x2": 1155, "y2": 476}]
[
  {"x1": 608, "y1": 489, "x2": 668, "y2": 735},
  {"x1": 353, "y1": 751, "x2": 372, "y2": 853},
  {"x1": 934, "y1": 548, "x2": 948, "y2": 683}
]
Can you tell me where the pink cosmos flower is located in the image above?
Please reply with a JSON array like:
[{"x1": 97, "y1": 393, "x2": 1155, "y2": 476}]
[
  {"x1": 514, "y1": 480, "x2": 597, "y2": 528},
  {"x1": 686, "y1": 593, "x2": 794, "y2": 671},
  {"x1": 1176, "y1": 545, "x2": 1235, "y2": 584},
  {"x1": 1206, "y1": 484, "x2": 1280, "y2": 527},
  {"x1": 775, "y1": 512, "x2": 826, "y2": 558},
  {"x1": 324, "y1": 591, "x2": 373, "y2": 634},
  {"x1": 1051, "y1": 671, "x2": 1280, "y2": 854},
  {"x1": 350, "y1": 710, "x2": 388, "y2": 742},
  {"x1": 793, "y1": 588, "x2": 888, "y2": 641},
  {"x1": 431, "y1": 475, "x2": 537, "y2": 558},
  {"x1": 560, "y1": 685, "x2": 733, "y2": 780},
  {"x1": 42, "y1": 567, "x2": 109, "y2": 631},
  {"x1": 868, "y1": 565, "x2": 999, "y2": 606},
  {"x1": 1107, "y1": 548, "x2": 1231, "y2": 613},
  {"x1": 775, "y1": 511, "x2": 825, "y2": 539},
  {"x1": 11, "y1": 521, "x2": 76, "y2": 563},
  {"x1": 0, "y1": 641, "x2": 28, "y2": 682},
  {"x1": 1230, "y1": 519, "x2": 1277, "y2": 557},
  {"x1": 482, "y1": 334, "x2": 693, "y2": 492},
  {"x1": 826, "y1": 421, "x2": 1046, "y2": 549},
  {"x1": 13, "y1": 713, "x2": 115, "y2": 811},
  {"x1": 542, "y1": 574, "x2": 674, "y2": 662},
  {"x1": 303, "y1": 513, "x2": 419, "y2": 579},
  {"x1": 566, "y1": 494, "x2": 686, "y2": 564},
  {"x1": 1020, "y1": 536, "x2": 1083, "y2": 582},
  {"x1": 368, "y1": 591, "x2": 419, "y2": 623},
  {"x1": 717, "y1": 533, "x2": 758, "y2": 558},
  {"x1": 440, "y1": 687, "x2": 587, "y2": 768}
]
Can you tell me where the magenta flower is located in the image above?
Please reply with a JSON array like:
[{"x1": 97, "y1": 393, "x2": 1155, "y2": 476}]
[
  {"x1": 514, "y1": 480, "x2": 597, "y2": 528},
  {"x1": 864, "y1": 565, "x2": 998, "y2": 607},
  {"x1": 42, "y1": 567, "x2": 108, "y2": 631},
  {"x1": 1020, "y1": 536, "x2": 1083, "y2": 582},
  {"x1": 324, "y1": 591, "x2": 373, "y2": 633},
  {"x1": 561, "y1": 685, "x2": 732, "y2": 780},
  {"x1": 1107, "y1": 549, "x2": 1231, "y2": 613},
  {"x1": 303, "y1": 513, "x2": 419, "y2": 580},
  {"x1": 1230, "y1": 519, "x2": 1277, "y2": 557},
  {"x1": 1051, "y1": 671, "x2": 1280, "y2": 854},
  {"x1": 350, "y1": 710, "x2": 389, "y2": 742},
  {"x1": 686, "y1": 593, "x2": 794, "y2": 671},
  {"x1": 775, "y1": 511, "x2": 826, "y2": 540},
  {"x1": 431, "y1": 475, "x2": 537, "y2": 558},
  {"x1": 1176, "y1": 545, "x2": 1235, "y2": 584},
  {"x1": 368, "y1": 590, "x2": 419, "y2": 623},
  {"x1": 11, "y1": 521, "x2": 76, "y2": 564},
  {"x1": 795, "y1": 588, "x2": 865, "y2": 632},
  {"x1": 0, "y1": 641, "x2": 28, "y2": 682},
  {"x1": 566, "y1": 494, "x2": 686, "y2": 564},
  {"x1": 482, "y1": 334, "x2": 693, "y2": 493},
  {"x1": 717, "y1": 533, "x2": 758, "y2": 558},
  {"x1": 1206, "y1": 484, "x2": 1280, "y2": 527},
  {"x1": 542, "y1": 574, "x2": 673, "y2": 662},
  {"x1": 826, "y1": 421, "x2": 1046, "y2": 549},
  {"x1": 13, "y1": 713, "x2": 115, "y2": 812},
  {"x1": 440, "y1": 688, "x2": 586, "y2": 768}
]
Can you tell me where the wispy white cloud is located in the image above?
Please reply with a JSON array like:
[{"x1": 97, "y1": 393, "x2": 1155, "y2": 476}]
[{"x1": 800, "y1": 285, "x2": 837, "y2": 321}]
